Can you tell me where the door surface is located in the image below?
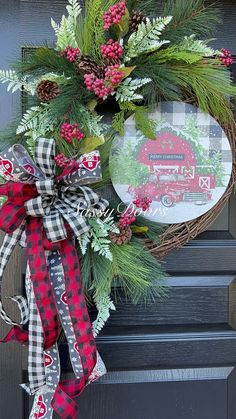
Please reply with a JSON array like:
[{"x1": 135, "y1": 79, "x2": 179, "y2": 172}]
[{"x1": 1, "y1": 1, "x2": 236, "y2": 418}]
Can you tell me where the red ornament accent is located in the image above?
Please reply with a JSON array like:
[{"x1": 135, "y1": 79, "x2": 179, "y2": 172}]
[
  {"x1": 33, "y1": 396, "x2": 47, "y2": 419},
  {"x1": 84, "y1": 73, "x2": 113, "y2": 98},
  {"x1": 61, "y1": 291, "x2": 68, "y2": 305},
  {"x1": 55, "y1": 153, "x2": 74, "y2": 168},
  {"x1": 44, "y1": 353, "x2": 53, "y2": 368}
]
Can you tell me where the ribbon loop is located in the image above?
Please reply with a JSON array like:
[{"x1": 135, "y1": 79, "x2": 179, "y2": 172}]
[
  {"x1": 43, "y1": 207, "x2": 68, "y2": 243},
  {"x1": 36, "y1": 179, "x2": 56, "y2": 195},
  {"x1": 34, "y1": 138, "x2": 56, "y2": 177}
]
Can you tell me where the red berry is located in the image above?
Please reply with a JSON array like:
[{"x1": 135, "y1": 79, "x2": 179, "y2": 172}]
[{"x1": 102, "y1": 1, "x2": 126, "y2": 31}]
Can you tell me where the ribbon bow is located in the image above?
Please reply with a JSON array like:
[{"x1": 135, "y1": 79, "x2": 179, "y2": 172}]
[{"x1": 0, "y1": 138, "x2": 108, "y2": 418}]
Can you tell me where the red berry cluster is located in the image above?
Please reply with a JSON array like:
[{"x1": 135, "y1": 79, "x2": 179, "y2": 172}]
[
  {"x1": 84, "y1": 65, "x2": 123, "y2": 98},
  {"x1": 60, "y1": 123, "x2": 85, "y2": 143},
  {"x1": 219, "y1": 48, "x2": 233, "y2": 67},
  {"x1": 55, "y1": 153, "x2": 73, "y2": 168},
  {"x1": 101, "y1": 39, "x2": 123, "y2": 61},
  {"x1": 84, "y1": 73, "x2": 113, "y2": 98},
  {"x1": 102, "y1": 1, "x2": 126, "y2": 31},
  {"x1": 61, "y1": 45, "x2": 81, "y2": 63},
  {"x1": 118, "y1": 207, "x2": 136, "y2": 227},
  {"x1": 133, "y1": 196, "x2": 152, "y2": 211},
  {"x1": 105, "y1": 64, "x2": 123, "y2": 86}
]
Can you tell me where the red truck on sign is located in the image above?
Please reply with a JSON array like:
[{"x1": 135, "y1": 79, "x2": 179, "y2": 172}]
[
  {"x1": 129, "y1": 172, "x2": 215, "y2": 207},
  {"x1": 129, "y1": 128, "x2": 216, "y2": 207}
]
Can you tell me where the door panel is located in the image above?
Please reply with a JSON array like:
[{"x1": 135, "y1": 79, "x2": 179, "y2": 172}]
[{"x1": 1, "y1": 1, "x2": 236, "y2": 418}]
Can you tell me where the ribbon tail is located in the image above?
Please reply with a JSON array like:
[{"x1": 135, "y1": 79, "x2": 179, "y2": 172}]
[
  {"x1": 25, "y1": 217, "x2": 60, "y2": 350},
  {"x1": 0, "y1": 325, "x2": 28, "y2": 344},
  {"x1": 0, "y1": 223, "x2": 27, "y2": 327},
  {"x1": 49, "y1": 237, "x2": 97, "y2": 418},
  {"x1": 29, "y1": 343, "x2": 60, "y2": 419},
  {"x1": 9, "y1": 295, "x2": 29, "y2": 324},
  {"x1": 21, "y1": 265, "x2": 46, "y2": 395},
  {"x1": 48, "y1": 252, "x2": 83, "y2": 377}
]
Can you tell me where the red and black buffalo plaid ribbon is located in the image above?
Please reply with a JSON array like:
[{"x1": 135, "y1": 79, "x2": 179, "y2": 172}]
[{"x1": 0, "y1": 138, "x2": 108, "y2": 418}]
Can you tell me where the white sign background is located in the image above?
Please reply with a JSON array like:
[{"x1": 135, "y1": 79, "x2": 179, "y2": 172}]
[{"x1": 110, "y1": 102, "x2": 232, "y2": 224}]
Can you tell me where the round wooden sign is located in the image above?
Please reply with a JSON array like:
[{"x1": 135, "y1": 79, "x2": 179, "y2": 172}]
[{"x1": 110, "y1": 102, "x2": 233, "y2": 224}]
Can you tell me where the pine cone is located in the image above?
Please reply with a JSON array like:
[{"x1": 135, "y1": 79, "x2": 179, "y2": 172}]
[
  {"x1": 96, "y1": 63, "x2": 106, "y2": 79},
  {"x1": 129, "y1": 10, "x2": 147, "y2": 32},
  {"x1": 109, "y1": 225, "x2": 132, "y2": 245},
  {"x1": 36, "y1": 80, "x2": 60, "y2": 102},
  {"x1": 75, "y1": 55, "x2": 99, "y2": 75}
]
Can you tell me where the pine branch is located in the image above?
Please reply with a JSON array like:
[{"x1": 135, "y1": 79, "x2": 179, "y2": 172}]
[
  {"x1": 152, "y1": 46, "x2": 203, "y2": 65},
  {"x1": 14, "y1": 48, "x2": 75, "y2": 78},
  {"x1": 161, "y1": 0, "x2": 221, "y2": 44},
  {"x1": 110, "y1": 237, "x2": 167, "y2": 304},
  {"x1": 134, "y1": 57, "x2": 236, "y2": 122}
]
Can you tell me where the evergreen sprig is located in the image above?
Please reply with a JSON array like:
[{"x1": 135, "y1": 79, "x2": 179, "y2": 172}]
[
  {"x1": 80, "y1": 237, "x2": 166, "y2": 304},
  {"x1": 161, "y1": 0, "x2": 221, "y2": 43}
]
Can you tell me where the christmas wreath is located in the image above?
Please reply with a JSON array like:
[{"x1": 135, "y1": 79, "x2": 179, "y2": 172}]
[{"x1": 0, "y1": 0, "x2": 235, "y2": 417}]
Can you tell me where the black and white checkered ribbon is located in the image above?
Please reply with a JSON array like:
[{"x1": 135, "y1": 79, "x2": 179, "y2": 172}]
[
  {"x1": 0, "y1": 137, "x2": 108, "y2": 327},
  {"x1": 23, "y1": 252, "x2": 106, "y2": 419},
  {"x1": 0, "y1": 138, "x2": 108, "y2": 417}
]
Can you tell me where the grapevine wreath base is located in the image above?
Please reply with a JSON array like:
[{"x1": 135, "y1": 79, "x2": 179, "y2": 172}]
[{"x1": 148, "y1": 118, "x2": 236, "y2": 258}]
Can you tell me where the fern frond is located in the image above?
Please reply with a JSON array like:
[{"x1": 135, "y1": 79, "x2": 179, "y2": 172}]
[
  {"x1": 24, "y1": 131, "x2": 37, "y2": 157},
  {"x1": 51, "y1": 0, "x2": 82, "y2": 50},
  {"x1": 0, "y1": 70, "x2": 22, "y2": 93},
  {"x1": 16, "y1": 104, "x2": 56, "y2": 137},
  {"x1": 115, "y1": 77, "x2": 152, "y2": 102},
  {"x1": 66, "y1": 0, "x2": 82, "y2": 23},
  {"x1": 179, "y1": 35, "x2": 219, "y2": 56},
  {"x1": 93, "y1": 292, "x2": 116, "y2": 337},
  {"x1": 125, "y1": 16, "x2": 172, "y2": 61}
]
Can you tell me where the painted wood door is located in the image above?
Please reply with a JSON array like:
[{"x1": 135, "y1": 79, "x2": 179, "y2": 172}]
[{"x1": 1, "y1": 1, "x2": 236, "y2": 418}]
